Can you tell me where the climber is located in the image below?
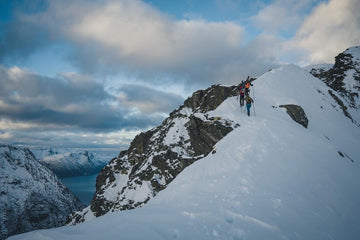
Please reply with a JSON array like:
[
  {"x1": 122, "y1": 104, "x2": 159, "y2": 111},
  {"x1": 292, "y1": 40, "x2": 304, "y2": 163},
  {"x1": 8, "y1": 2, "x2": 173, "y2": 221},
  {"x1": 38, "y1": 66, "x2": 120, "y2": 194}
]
[
  {"x1": 245, "y1": 95, "x2": 254, "y2": 116},
  {"x1": 238, "y1": 81, "x2": 245, "y2": 107},
  {"x1": 245, "y1": 76, "x2": 252, "y2": 96}
]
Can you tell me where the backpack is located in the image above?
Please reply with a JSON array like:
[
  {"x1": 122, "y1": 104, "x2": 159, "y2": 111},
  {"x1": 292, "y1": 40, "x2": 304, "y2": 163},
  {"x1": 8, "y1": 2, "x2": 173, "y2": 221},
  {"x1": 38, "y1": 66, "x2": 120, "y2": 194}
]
[{"x1": 246, "y1": 96, "x2": 253, "y2": 104}]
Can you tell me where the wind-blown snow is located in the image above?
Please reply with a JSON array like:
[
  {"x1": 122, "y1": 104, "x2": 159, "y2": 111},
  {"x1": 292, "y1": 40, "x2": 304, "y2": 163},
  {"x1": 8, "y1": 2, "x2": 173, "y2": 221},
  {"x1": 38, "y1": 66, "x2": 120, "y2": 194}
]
[{"x1": 9, "y1": 65, "x2": 360, "y2": 240}]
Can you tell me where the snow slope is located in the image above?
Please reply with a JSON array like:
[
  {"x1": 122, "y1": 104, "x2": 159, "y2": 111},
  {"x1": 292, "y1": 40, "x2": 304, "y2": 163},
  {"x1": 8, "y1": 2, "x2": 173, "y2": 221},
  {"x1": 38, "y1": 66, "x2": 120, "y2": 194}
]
[{"x1": 9, "y1": 64, "x2": 360, "y2": 240}]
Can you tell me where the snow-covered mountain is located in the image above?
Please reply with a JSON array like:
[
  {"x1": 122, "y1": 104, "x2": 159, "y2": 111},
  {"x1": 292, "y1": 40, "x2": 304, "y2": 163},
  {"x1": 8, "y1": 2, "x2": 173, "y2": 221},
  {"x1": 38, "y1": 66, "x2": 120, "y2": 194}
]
[
  {"x1": 307, "y1": 46, "x2": 360, "y2": 124},
  {"x1": 69, "y1": 85, "x2": 239, "y2": 223},
  {"x1": 31, "y1": 148, "x2": 115, "y2": 177},
  {"x1": 0, "y1": 145, "x2": 84, "y2": 240},
  {"x1": 9, "y1": 47, "x2": 360, "y2": 240}
]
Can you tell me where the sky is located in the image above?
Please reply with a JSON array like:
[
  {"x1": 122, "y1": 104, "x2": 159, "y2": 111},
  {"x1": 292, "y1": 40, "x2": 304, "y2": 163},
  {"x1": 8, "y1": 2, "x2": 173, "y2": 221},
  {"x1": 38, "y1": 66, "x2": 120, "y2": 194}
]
[{"x1": 0, "y1": 0, "x2": 359, "y2": 150}]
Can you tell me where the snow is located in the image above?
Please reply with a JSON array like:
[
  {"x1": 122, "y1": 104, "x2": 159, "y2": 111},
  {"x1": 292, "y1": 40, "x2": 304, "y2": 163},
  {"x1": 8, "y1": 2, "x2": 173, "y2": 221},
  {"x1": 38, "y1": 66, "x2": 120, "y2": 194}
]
[
  {"x1": 163, "y1": 117, "x2": 190, "y2": 146},
  {"x1": 102, "y1": 173, "x2": 129, "y2": 201},
  {"x1": 179, "y1": 107, "x2": 192, "y2": 116},
  {"x1": 9, "y1": 64, "x2": 360, "y2": 240},
  {"x1": 345, "y1": 46, "x2": 360, "y2": 61}
]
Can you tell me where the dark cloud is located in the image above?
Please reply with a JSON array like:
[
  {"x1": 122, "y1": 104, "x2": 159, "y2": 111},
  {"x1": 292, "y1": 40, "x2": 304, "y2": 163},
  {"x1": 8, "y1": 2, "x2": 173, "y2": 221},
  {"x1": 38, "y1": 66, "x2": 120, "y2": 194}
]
[
  {"x1": 0, "y1": 0, "x2": 280, "y2": 86},
  {"x1": 117, "y1": 84, "x2": 184, "y2": 114},
  {"x1": 0, "y1": 65, "x2": 170, "y2": 132},
  {"x1": 1, "y1": 128, "x2": 130, "y2": 150},
  {"x1": 0, "y1": 0, "x2": 52, "y2": 62}
]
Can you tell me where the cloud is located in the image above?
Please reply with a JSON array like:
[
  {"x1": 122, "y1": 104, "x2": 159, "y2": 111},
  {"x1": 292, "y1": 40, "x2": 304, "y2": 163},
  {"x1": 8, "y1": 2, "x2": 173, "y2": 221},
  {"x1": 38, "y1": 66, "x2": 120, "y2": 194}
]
[
  {"x1": 62, "y1": 0, "x2": 250, "y2": 83},
  {"x1": 292, "y1": 0, "x2": 360, "y2": 63},
  {"x1": 0, "y1": 0, "x2": 281, "y2": 86},
  {"x1": 252, "y1": 0, "x2": 322, "y2": 36},
  {"x1": 0, "y1": 65, "x2": 174, "y2": 132},
  {"x1": 0, "y1": 127, "x2": 139, "y2": 150},
  {"x1": 116, "y1": 84, "x2": 184, "y2": 114},
  {"x1": 0, "y1": 64, "x2": 186, "y2": 147}
]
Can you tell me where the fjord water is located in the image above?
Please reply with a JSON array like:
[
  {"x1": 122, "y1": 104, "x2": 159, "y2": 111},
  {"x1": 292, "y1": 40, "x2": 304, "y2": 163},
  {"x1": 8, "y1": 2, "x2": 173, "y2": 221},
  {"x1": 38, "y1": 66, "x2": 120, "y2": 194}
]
[{"x1": 60, "y1": 174, "x2": 98, "y2": 205}]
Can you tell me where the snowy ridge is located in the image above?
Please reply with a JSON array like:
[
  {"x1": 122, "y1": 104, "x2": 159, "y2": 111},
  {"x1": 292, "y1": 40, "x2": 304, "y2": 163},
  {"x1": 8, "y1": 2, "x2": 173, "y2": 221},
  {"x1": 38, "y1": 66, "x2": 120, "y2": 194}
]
[
  {"x1": 10, "y1": 52, "x2": 360, "y2": 239},
  {"x1": 0, "y1": 145, "x2": 84, "y2": 240}
]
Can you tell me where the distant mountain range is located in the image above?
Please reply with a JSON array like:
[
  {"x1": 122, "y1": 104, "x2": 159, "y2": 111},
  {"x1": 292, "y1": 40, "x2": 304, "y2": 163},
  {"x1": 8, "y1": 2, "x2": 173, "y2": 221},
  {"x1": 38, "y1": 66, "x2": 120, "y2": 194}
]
[{"x1": 31, "y1": 148, "x2": 116, "y2": 177}]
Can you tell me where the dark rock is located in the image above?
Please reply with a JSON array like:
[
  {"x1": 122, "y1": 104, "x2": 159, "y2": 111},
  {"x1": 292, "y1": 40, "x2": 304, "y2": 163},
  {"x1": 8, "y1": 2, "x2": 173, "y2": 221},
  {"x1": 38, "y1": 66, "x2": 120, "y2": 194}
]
[
  {"x1": 183, "y1": 84, "x2": 237, "y2": 112},
  {"x1": 328, "y1": 90, "x2": 353, "y2": 122},
  {"x1": 186, "y1": 115, "x2": 233, "y2": 156},
  {"x1": 279, "y1": 104, "x2": 309, "y2": 128},
  {"x1": 309, "y1": 48, "x2": 360, "y2": 121}
]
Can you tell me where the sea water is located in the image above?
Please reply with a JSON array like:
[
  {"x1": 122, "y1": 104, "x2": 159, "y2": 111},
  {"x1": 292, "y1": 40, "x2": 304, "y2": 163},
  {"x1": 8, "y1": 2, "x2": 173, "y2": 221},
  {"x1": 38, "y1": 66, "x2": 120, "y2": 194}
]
[{"x1": 60, "y1": 174, "x2": 98, "y2": 205}]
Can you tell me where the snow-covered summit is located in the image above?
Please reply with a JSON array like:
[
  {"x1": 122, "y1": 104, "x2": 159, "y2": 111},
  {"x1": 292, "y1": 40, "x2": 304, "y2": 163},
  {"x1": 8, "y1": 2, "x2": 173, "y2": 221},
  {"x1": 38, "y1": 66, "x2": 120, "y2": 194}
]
[
  {"x1": 10, "y1": 52, "x2": 360, "y2": 240},
  {"x1": 0, "y1": 145, "x2": 84, "y2": 240}
]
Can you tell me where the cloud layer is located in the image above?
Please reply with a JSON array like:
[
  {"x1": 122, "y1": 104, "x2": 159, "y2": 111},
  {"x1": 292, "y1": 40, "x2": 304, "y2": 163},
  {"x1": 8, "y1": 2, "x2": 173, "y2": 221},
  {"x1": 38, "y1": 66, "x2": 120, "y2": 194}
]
[
  {"x1": 293, "y1": 0, "x2": 360, "y2": 63},
  {"x1": 1, "y1": 0, "x2": 280, "y2": 85},
  {"x1": 1, "y1": 0, "x2": 359, "y2": 148},
  {"x1": 0, "y1": 65, "x2": 183, "y2": 132}
]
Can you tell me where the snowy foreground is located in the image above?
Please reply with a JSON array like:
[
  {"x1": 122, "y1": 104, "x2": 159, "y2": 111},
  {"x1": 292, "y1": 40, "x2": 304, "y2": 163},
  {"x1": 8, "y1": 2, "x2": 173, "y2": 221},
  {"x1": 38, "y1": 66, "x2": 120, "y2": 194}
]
[{"x1": 10, "y1": 65, "x2": 360, "y2": 240}]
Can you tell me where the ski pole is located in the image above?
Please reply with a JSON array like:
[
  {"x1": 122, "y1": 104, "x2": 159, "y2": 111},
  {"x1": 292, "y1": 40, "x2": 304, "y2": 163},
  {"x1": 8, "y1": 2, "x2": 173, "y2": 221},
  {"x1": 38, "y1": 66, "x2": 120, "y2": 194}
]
[
  {"x1": 253, "y1": 103, "x2": 256, "y2": 116},
  {"x1": 251, "y1": 85, "x2": 256, "y2": 116}
]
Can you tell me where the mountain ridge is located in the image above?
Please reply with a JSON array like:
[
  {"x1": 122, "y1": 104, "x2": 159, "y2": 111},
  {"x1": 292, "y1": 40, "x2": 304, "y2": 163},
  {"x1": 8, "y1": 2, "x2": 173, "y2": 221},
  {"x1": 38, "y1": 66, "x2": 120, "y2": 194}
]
[
  {"x1": 9, "y1": 46, "x2": 360, "y2": 240},
  {"x1": 68, "y1": 84, "x2": 240, "y2": 223},
  {"x1": 68, "y1": 47, "x2": 360, "y2": 226},
  {"x1": 0, "y1": 145, "x2": 84, "y2": 240}
]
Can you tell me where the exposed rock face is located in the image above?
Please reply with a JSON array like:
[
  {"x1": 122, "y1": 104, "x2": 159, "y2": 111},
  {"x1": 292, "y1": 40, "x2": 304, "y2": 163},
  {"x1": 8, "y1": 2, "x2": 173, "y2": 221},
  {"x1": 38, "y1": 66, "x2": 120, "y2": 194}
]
[
  {"x1": 0, "y1": 145, "x2": 84, "y2": 240},
  {"x1": 327, "y1": 90, "x2": 353, "y2": 121},
  {"x1": 183, "y1": 85, "x2": 237, "y2": 112},
  {"x1": 279, "y1": 104, "x2": 309, "y2": 128},
  {"x1": 68, "y1": 85, "x2": 239, "y2": 224},
  {"x1": 309, "y1": 46, "x2": 360, "y2": 124}
]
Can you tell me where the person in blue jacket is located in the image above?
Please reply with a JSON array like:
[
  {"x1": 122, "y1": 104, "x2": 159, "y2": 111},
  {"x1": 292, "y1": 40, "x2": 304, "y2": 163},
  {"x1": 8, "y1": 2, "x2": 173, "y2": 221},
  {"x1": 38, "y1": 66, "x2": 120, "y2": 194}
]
[{"x1": 245, "y1": 95, "x2": 254, "y2": 116}]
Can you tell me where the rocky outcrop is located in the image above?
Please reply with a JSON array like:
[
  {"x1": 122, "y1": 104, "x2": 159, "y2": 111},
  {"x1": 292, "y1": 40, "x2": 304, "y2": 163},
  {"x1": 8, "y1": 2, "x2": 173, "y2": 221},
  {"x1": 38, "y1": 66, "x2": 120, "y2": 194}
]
[
  {"x1": 68, "y1": 85, "x2": 239, "y2": 224},
  {"x1": 310, "y1": 52, "x2": 355, "y2": 93},
  {"x1": 0, "y1": 145, "x2": 84, "y2": 240},
  {"x1": 183, "y1": 85, "x2": 237, "y2": 112},
  {"x1": 279, "y1": 104, "x2": 309, "y2": 128},
  {"x1": 309, "y1": 46, "x2": 360, "y2": 124}
]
